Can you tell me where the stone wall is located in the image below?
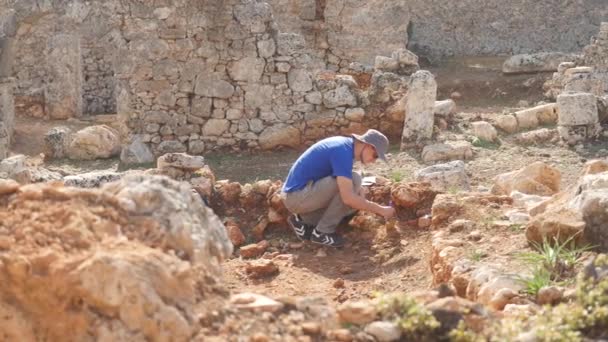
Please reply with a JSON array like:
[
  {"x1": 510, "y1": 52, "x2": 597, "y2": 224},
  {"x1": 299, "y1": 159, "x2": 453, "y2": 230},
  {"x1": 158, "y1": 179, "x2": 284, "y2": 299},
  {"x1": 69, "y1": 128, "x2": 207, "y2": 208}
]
[
  {"x1": 9, "y1": 0, "x2": 121, "y2": 118},
  {"x1": 269, "y1": 0, "x2": 607, "y2": 61},
  {"x1": 114, "y1": 0, "x2": 402, "y2": 155}
]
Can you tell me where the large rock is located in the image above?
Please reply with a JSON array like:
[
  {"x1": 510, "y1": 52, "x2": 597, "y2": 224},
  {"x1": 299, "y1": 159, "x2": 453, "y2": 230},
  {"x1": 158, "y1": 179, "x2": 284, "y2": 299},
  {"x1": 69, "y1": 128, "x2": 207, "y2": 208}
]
[
  {"x1": 0, "y1": 175, "x2": 232, "y2": 340},
  {"x1": 44, "y1": 126, "x2": 73, "y2": 159},
  {"x1": 495, "y1": 114, "x2": 518, "y2": 134},
  {"x1": 414, "y1": 160, "x2": 470, "y2": 192},
  {"x1": 557, "y1": 92, "x2": 599, "y2": 126},
  {"x1": 421, "y1": 141, "x2": 473, "y2": 163},
  {"x1": 68, "y1": 125, "x2": 121, "y2": 160},
  {"x1": 557, "y1": 92, "x2": 601, "y2": 144},
  {"x1": 502, "y1": 52, "x2": 581, "y2": 74},
  {"x1": 120, "y1": 137, "x2": 155, "y2": 166},
  {"x1": 492, "y1": 162, "x2": 561, "y2": 196},
  {"x1": 434, "y1": 99, "x2": 456, "y2": 117},
  {"x1": 102, "y1": 174, "x2": 233, "y2": 267},
  {"x1": 471, "y1": 121, "x2": 497, "y2": 142},
  {"x1": 259, "y1": 125, "x2": 301, "y2": 150},
  {"x1": 401, "y1": 70, "x2": 437, "y2": 146}
]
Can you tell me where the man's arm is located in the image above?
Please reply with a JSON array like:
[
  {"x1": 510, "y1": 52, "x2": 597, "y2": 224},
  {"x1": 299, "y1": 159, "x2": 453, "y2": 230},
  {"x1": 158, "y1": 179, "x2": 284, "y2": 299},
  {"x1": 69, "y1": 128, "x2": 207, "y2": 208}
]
[{"x1": 336, "y1": 176, "x2": 395, "y2": 219}]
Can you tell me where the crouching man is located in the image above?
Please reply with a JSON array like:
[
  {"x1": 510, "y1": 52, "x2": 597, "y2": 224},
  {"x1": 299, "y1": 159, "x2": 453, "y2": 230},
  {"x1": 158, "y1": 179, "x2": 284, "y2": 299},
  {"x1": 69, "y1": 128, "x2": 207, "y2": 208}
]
[{"x1": 282, "y1": 129, "x2": 396, "y2": 248}]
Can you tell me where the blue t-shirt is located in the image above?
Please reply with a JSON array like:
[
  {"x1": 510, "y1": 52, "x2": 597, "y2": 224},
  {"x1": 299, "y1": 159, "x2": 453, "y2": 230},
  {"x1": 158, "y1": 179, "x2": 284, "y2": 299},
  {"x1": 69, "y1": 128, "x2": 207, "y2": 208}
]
[{"x1": 283, "y1": 136, "x2": 354, "y2": 193}]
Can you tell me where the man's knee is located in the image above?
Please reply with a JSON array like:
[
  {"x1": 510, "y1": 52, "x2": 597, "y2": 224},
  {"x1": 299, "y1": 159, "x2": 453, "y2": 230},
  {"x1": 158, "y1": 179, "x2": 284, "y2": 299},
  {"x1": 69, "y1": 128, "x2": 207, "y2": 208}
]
[{"x1": 352, "y1": 171, "x2": 362, "y2": 190}]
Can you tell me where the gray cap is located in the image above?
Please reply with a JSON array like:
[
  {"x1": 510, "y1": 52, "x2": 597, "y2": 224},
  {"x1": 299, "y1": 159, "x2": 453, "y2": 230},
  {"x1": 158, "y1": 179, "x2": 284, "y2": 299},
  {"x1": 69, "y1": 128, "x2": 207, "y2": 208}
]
[{"x1": 352, "y1": 129, "x2": 389, "y2": 162}]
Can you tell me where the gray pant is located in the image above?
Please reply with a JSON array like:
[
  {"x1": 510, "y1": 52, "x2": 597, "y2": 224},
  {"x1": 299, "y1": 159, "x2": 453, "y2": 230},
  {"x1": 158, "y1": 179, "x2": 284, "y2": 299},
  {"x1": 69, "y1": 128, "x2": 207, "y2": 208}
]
[{"x1": 283, "y1": 172, "x2": 361, "y2": 234}]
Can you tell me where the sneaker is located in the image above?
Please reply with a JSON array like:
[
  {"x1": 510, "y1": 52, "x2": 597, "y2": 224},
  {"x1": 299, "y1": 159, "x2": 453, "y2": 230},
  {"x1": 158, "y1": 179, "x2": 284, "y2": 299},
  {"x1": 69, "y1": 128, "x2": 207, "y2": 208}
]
[
  {"x1": 310, "y1": 229, "x2": 345, "y2": 248},
  {"x1": 288, "y1": 214, "x2": 313, "y2": 241}
]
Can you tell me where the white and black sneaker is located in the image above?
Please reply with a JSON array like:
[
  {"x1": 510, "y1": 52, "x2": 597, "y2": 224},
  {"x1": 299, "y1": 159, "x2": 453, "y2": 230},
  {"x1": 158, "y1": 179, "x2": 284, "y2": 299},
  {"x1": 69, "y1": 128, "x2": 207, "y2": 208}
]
[
  {"x1": 310, "y1": 229, "x2": 345, "y2": 248},
  {"x1": 288, "y1": 214, "x2": 313, "y2": 241}
]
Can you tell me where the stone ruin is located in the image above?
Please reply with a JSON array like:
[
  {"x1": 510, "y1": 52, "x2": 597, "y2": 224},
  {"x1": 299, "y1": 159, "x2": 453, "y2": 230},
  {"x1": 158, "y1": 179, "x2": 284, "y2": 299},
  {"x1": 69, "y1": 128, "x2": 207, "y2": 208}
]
[{"x1": 0, "y1": 0, "x2": 605, "y2": 162}]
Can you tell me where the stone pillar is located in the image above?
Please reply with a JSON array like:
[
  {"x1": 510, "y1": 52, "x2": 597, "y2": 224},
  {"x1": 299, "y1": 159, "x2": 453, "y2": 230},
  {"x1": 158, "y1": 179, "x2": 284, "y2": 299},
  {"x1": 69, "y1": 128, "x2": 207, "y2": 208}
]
[
  {"x1": 557, "y1": 92, "x2": 601, "y2": 144},
  {"x1": 401, "y1": 70, "x2": 436, "y2": 149},
  {"x1": 0, "y1": 78, "x2": 14, "y2": 159},
  {"x1": 45, "y1": 34, "x2": 83, "y2": 120}
]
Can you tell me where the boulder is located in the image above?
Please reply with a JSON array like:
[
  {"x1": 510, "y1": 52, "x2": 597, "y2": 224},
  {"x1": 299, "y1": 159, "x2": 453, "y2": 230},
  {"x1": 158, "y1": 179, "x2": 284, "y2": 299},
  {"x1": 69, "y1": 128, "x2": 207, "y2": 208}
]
[
  {"x1": 557, "y1": 92, "x2": 599, "y2": 126},
  {"x1": 491, "y1": 162, "x2": 560, "y2": 196},
  {"x1": 421, "y1": 141, "x2": 473, "y2": 163},
  {"x1": 0, "y1": 175, "x2": 232, "y2": 340},
  {"x1": 495, "y1": 115, "x2": 518, "y2": 134},
  {"x1": 120, "y1": 137, "x2": 155, "y2": 166},
  {"x1": 471, "y1": 121, "x2": 497, "y2": 142},
  {"x1": 44, "y1": 126, "x2": 73, "y2": 159},
  {"x1": 434, "y1": 100, "x2": 456, "y2": 117},
  {"x1": 502, "y1": 52, "x2": 581, "y2": 74},
  {"x1": 67, "y1": 125, "x2": 121, "y2": 160},
  {"x1": 414, "y1": 160, "x2": 470, "y2": 192}
]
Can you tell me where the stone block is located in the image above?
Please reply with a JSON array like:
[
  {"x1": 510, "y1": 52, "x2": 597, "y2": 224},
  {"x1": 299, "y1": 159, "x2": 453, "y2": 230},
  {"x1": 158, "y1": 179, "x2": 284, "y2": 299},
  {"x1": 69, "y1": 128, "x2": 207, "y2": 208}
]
[{"x1": 557, "y1": 92, "x2": 598, "y2": 126}]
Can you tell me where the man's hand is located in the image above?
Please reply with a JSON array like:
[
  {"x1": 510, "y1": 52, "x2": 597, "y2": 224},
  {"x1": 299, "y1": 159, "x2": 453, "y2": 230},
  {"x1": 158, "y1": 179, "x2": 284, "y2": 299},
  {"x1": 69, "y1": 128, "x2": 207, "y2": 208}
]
[
  {"x1": 337, "y1": 176, "x2": 395, "y2": 220},
  {"x1": 378, "y1": 205, "x2": 396, "y2": 220}
]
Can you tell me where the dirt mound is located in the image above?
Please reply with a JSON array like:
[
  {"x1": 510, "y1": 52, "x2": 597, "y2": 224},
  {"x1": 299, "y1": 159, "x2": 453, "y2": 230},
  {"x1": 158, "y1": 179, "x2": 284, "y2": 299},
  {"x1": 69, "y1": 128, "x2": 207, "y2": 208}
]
[{"x1": 0, "y1": 175, "x2": 232, "y2": 341}]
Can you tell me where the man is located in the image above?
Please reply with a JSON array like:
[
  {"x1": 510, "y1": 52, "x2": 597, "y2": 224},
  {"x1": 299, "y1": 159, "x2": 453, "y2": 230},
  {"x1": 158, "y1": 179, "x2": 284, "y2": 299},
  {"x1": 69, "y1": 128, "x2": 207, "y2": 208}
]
[{"x1": 282, "y1": 129, "x2": 396, "y2": 248}]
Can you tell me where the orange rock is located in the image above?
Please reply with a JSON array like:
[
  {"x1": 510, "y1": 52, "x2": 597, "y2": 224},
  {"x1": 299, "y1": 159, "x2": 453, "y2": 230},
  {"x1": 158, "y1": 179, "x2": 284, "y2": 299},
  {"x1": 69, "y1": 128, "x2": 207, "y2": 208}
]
[
  {"x1": 251, "y1": 218, "x2": 269, "y2": 241},
  {"x1": 225, "y1": 224, "x2": 246, "y2": 247}
]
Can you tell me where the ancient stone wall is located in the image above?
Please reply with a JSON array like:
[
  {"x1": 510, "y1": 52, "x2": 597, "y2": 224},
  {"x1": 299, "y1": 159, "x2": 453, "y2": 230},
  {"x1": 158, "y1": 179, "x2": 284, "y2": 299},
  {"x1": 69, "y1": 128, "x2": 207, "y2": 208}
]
[
  {"x1": 113, "y1": 0, "x2": 403, "y2": 155},
  {"x1": 269, "y1": 0, "x2": 607, "y2": 61}
]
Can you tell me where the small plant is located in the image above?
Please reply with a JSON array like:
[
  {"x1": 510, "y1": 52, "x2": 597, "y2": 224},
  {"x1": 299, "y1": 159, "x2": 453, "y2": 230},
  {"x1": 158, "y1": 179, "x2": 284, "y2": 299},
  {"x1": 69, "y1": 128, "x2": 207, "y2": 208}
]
[
  {"x1": 517, "y1": 267, "x2": 553, "y2": 296},
  {"x1": 517, "y1": 236, "x2": 593, "y2": 281},
  {"x1": 374, "y1": 292, "x2": 440, "y2": 340},
  {"x1": 390, "y1": 170, "x2": 405, "y2": 183}
]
